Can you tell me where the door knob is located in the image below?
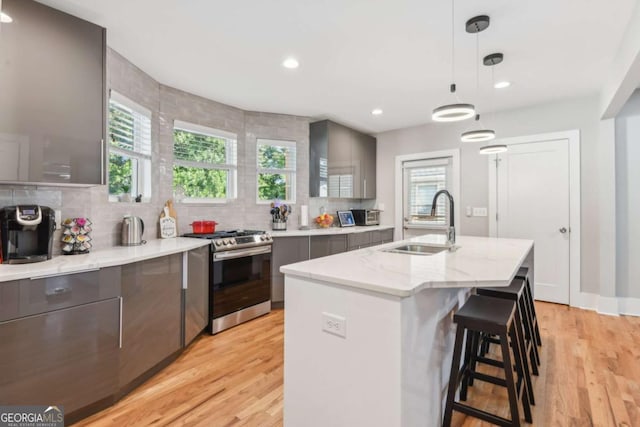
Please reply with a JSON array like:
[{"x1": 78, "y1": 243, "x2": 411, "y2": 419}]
[{"x1": 559, "y1": 227, "x2": 567, "y2": 233}]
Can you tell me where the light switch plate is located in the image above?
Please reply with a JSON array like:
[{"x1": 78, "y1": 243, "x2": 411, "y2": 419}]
[
  {"x1": 473, "y1": 207, "x2": 488, "y2": 217},
  {"x1": 322, "y1": 312, "x2": 346, "y2": 338}
]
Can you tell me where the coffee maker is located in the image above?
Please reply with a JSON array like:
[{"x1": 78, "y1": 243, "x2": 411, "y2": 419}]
[{"x1": 0, "y1": 206, "x2": 56, "y2": 264}]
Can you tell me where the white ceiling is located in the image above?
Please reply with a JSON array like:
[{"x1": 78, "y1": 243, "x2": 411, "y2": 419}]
[{"x1": 35, "y1": 0, "x2": 636, "y2": 133}]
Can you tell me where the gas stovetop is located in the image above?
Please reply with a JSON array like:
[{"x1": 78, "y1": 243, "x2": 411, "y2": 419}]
[{"x1": 183, "y1": 229, "x2": 272, "y2": 251}]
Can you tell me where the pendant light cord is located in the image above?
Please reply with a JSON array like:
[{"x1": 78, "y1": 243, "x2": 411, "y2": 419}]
[{"x1": 451, "y1": 0, "x2": 461, "y2": 102}]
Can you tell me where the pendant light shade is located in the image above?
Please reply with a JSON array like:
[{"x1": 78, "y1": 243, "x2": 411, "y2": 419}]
[
  {"x1": 432, "y1": 103, "x2": 476, "y2": 122},
  {"x1": 461, "y1": 129, "x2": 495, "y2": 142},
  {"x1": 479, "y1": 144, "x2": 507, "y2": 154}
]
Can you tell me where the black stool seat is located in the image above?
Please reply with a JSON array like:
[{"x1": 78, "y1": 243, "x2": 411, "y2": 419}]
[
  {"x1": 443, "y1": 295, "x2": 532, "y2": 427},
  {"x1": 516, "y1": 267, "x2": 528, "y2": 278},
  {"x1": 477, "y1": 278, "x2": 526, "y2": 299},
  {"x1": 454, "y1": 294, "x2": 516, "y2": 334}
]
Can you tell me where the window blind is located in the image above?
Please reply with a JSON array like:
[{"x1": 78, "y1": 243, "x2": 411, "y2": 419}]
[
  {"x1": 109, "y1": 91, "x2": 151, "y2": 157},
  {"x1": 173, "y1": 120, "x2": 237, "y2": 167}
]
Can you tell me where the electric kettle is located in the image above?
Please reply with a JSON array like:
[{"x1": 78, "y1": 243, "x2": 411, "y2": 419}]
[{"x1": 121, "y1": 215, "x2": 146, "y2": 246}]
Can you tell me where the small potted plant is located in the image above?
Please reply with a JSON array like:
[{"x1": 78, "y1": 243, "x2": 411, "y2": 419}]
[{"x1": 120, "y1": 184, "x2": 131, "y2": 202}]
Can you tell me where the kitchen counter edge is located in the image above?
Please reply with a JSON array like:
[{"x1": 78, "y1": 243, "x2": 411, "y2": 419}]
[
  {"x1": 0, "y1": 237, "x2": 211, "y2": 282},
  {"x1": 269, "y1": 225, "x2": 394, "y2": 237}
]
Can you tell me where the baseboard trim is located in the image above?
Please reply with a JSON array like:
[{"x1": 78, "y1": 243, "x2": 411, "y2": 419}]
[{"x1": 571, "y1": 293, "x2": 640, "y2": 317}]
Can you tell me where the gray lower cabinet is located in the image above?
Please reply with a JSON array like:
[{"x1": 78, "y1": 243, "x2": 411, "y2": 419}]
[
  {"x1": 271, "y1": 237, "x2": 310, "y2": 303},
  {"x1": 371, "y1": 229, "x2": 394, "y2": 245},
  {"x1": 310, "y1": 234, "x2": 348, "y2": 259},
  {"x1": 348, "y1": 232, "x2": 372, "y2": 250},
  {"x1": 119, "y1": 254, "x2": 182, "y2": 388},
  {"x1": 184, "y1": 246, "x2": 209, "y2": 345},
  {"x1": 0, "y1": 298, "x2": 120, "y2": 413}
]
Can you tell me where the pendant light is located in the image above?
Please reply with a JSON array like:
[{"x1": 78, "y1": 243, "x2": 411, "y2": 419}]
[
  {"x1": 479, "y1": 52, "x2": 508, "y2": 155},
  {"x1": 460, "y1": 15, "x2": 495, "y2": 143},
  {"x1": 431, "y1": 0, "x2": 475, "y2": 122}
]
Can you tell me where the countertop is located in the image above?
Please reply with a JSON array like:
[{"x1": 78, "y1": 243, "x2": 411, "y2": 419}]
[
  {"x1": 269, "y1": 225, "x2": 393, "y2": 237},
  {"x1": 280, "y1": 234, "x2": 533, "y2": 297},
  {"x1": 0, "y1": 237, "x2": 211, "y2": 283}
]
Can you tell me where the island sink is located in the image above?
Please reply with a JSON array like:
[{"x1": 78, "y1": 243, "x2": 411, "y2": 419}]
[{"x1": 383, "y1": 243, "x2": 450, "y2": 255}]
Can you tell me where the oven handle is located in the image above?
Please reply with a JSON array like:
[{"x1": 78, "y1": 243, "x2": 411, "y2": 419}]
[{"x1": 213, "y1": 245, "x2": 272, "y2": 261}]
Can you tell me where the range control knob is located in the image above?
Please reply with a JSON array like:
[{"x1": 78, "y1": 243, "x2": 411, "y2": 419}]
[
  {"x1": 222, "y1": 239, "x2": 229, "y2": 245},
  {"x1": 265, "y1": 233, "x2": 272, "y2": 241},
  {"x1": 260, "y1": 235, "x2": 266, "y2": 241},
  {"x1": 215, "y1": 240, "x2": 222, "y2": 246},
  {"x1": 230, "y1": 238, "x2": 236, "y2": 245}
]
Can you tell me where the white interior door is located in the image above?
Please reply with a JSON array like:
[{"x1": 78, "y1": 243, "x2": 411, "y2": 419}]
[{"x1": 496, "y1": 139, "x2": 570, "y2": 304}]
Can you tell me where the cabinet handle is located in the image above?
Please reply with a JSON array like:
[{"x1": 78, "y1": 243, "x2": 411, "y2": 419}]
[
  {"x1": 363, "y1": 178, "x2": 367, "y2": 199},
  {"x1": 100, "y1": 139, "x2": 105, "y2": 185},
  {"x1": 45, "y1": 287, "x2": 71, "y2": 296},
  {"x1": 119, "y1": 296, "x2": 123, "y2": 349}
]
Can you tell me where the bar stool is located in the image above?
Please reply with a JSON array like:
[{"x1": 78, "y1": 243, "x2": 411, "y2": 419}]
[
  {"x1": 478, "y1": 278, "x2": 541, "y2": 377},
  {"x1": 516, "y1": 267, "x2": 542, "y2": 347},
  {"x1": 442, "y1": 295, "x2": 532, "y2": 427}
]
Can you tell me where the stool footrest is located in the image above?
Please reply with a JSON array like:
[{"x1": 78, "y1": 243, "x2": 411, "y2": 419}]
[
  {"x1": 477, "y1": 355, "x2": 504, "y2": 368},
  {"x1": 468, "y1": 371, "x2": 507, "y2": 388},
  {"x1": 452, "y1": 402, "x2": 516, "y2": 427}
]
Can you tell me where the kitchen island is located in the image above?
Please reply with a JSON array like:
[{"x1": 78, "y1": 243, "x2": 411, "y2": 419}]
[{"x1": 281, "y1": 234, "x2": 534, "y2": 427}]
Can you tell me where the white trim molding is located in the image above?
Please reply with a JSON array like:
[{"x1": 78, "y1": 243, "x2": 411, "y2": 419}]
[
  {"x1": 488, "y1": 130, "x2": 581, "y2": 308},
  {"x1": 394, "y1": 149, "x2": 460, "y2": 241}
]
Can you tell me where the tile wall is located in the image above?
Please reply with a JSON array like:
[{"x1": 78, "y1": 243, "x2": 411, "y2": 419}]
[{"x1": 0, "y1": 48, "x2": 371, "y2": 252}]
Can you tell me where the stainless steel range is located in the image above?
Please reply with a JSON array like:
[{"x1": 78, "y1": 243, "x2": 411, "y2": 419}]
[{"x1": 183, "y1": 230, "x2": 273, "y2": 334}]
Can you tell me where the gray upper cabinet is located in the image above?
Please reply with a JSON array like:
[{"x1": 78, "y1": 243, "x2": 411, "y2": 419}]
[
  {"x1": 0, "y1": 0, "x2": 106, "y2": 185},
  {"x1": 310, "y1": 120, "x2": 377, "y2": 199}
]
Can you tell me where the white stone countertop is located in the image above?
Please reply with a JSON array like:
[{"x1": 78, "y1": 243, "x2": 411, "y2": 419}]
[
  {"x1": 0, "y1": 237, "x2": 210, "y2": 282},
  {"x1": 280, "y1": 234, "x2": 533, "y2": 297},
  {"x1": 269, "y1": 225, "x2": 394, "y2": 237}
]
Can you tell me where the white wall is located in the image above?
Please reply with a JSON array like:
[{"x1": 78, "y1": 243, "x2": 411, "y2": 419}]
[
  {"x1": 377, "y1": 95, "x2": 602, "y2": 294},
  {"x1": 615, "y1": 89, "x2": 640, "y2": 298}
]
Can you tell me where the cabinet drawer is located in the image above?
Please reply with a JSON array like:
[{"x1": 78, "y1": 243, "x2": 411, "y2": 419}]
[
  {"x1": 17, "y1": 267, "x2": 121, "y2": 320},
  {"x1": 0, "y1": 281, "x2": 20, "y2": 322},
  {"x1": 348, "y1": 232, "x2": 371, "y2": 250}
]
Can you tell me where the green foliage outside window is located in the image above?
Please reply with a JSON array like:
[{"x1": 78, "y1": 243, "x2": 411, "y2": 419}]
[
  {"x1": 173, "y1": 129, "x2": 230, "y2": 199},
  {"x1": 257, "y1": 144, "x2": 293, "y2": 201},
  {"x1": 109, "y1": 154, "x2": 132, "y2": 195}
]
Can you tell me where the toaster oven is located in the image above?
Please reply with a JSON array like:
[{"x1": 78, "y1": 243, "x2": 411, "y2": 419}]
[{"x1": 350, "y1": 209, "x2": 380, "y2": 226}]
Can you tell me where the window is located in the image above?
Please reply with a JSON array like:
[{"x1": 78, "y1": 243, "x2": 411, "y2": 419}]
[
  {"x1": 108, "y1": 91, "x2": 152, "y2": 202},
  {"x1": 403, "y1": 158, "x2": 451, "y2": 228},
  {"x1": 173, "y1": 121, "x2": 237, "y2": 203},
  {"x1": 257, "y1": 139, "x2": 297, "y2": 203}
]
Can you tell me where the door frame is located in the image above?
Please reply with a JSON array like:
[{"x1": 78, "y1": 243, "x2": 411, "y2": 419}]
[
  {"x1": 395, "y1": 149, "x2": 460, "y2": 240},
  {"x1": 488, "y1": 130, "x2": 581, "y2": 306}
]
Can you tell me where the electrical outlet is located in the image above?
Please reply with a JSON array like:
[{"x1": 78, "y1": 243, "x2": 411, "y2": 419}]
[
  {"x1": 473, "y1": 207, "x2": 488, "y2": 217},
  {"x1": 322, "y1": 312, "x2": 346, "y2": 338}
]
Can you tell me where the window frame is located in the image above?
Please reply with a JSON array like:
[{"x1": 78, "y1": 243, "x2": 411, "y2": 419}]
[
  {"x1": 107, "y1": 90, "x2": 152, "y2": 203},
  {"x1": 172, "y1": 120, "x2": 238, "y2": 204},
  {"x1": 256, "y1": 138, "x2": 297, "y2": 204}
]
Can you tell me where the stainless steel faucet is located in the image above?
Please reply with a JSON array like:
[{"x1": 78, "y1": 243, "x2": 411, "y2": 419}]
[{"x1": 431, "y1": 190, "x2": 455, "y2": 246}]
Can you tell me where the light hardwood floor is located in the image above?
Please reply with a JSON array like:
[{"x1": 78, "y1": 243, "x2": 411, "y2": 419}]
[{"x1": 74, "y1": 302, "x2": 640, "y2": 427}]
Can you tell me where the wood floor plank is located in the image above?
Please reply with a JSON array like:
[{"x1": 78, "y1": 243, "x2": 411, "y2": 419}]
[{"x1": 73, "y1": 303, "x2": 640, "y2": 427}]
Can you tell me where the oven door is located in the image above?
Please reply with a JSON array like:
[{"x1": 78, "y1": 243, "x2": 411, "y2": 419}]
[{"x1": 211, "y1": 246, "x2": 271, "y2": 319}]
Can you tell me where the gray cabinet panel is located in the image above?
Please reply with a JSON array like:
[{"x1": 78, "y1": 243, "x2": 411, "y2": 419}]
[
  {"x1": 348, "y1": 232, "x2": 372, "y2": 250},
  {"x1": 0, "y1": 280, "x2": 19, "y2": 322},
  {"x1": 184, "y1": 246, "x2": 209, "y2": 345},
  {"x1": 120, "y1": 254, "x2": 182, "y2": 387},
  {"x1": 271, "y1": 237, "x2": 310, "y2": 302},
  {"x1": 0, "y1": 298, "x2": 119, "y2": 413},
  {"x1": 0, "y1": 0, "x2": 105, "y2": 185},
  {"x1": 310, "y1": 235, "x2": 348, "y2": 259},
  {"x1": 371, "y1": 229, "x2": 394, "y2": 246}
]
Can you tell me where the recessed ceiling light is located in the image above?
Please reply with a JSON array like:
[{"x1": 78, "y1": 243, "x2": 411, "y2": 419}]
[
  {"x1": 494, "y1": 81, "x2": 511, "y2": 89},
  {"x1": 371, "y1": 108, "x2": 383, "y2": 116},
  {"x1": 282, "y1": 58, "x2": 299, "y2": 69},
  {"x1": 1, "y1": 12, "x2": 13, "y2": 23}
]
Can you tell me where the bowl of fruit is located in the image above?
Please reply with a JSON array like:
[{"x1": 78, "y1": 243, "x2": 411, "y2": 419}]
[{"x1": 315, "y1": 213, "x2": 334, "y2": 228}]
